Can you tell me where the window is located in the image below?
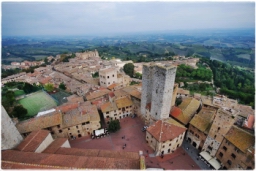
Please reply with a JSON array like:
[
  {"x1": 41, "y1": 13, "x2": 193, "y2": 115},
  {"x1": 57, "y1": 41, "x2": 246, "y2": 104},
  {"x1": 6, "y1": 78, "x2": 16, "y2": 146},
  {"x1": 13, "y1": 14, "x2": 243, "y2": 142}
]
[
  {"x1": 76, "y1": 126, "x2": 79, "y2": 129},
  {"x1": 234, "y1": 147, "x2": 240, "y2": 153},
  {"x1": 231, "y1": 153, "x2": 236, "y2": 159},
  {"x1": 214, "y1": 135, "x2": 217, "y2": 139},
  {"x1": 113, "y1": 74, "x2": 114, "y2": 77},
  {"x1": 146, "y1": 136, "x2": 148, "y2": 139},
  {"x1": 223, "y1": 146, "x2": 227, "y2": 151},
  {"x1": 57, "y1": 125, "x2": 60, "y2": 128},
  {"x1": 68, "y1": 128, "x2": 70, "y2": 130},
  {"x1": 114, "y1": 114, "x2": 117, "y2": 116},
  {"x1": 82, "y1": 122, "x2": 85, "y2": 125},
  {"x1": 106, "y1": 112, "x2": 109, "y2": 114},
  {"x1": 163, "y1": 145, "x2": 165, "y2": 148},
  {"x1": 219, "y1": 152, "x2": 223, "y2": 157},
  {"x1": 107, "y1": 76, "x2": 109, "y2": 78},
  {"x1": 59, "y1": 130, "x2": 62, "y2": 133},
  {"x1": 207, "y1": 146, "x2": 213, "y2": 151},
  {"x1": 156, "y1": 112, "x2": 157, "y2": 115},
  {"x1": 106, "y1": 116, "x2": 109, "y2": 118},
  {"x1": 217, "y1": 127, "x2": 220, "y2": 131},
  {"x1": 169, "y1": 143, "x2": 171, "y2": 146},
  {"x1": 78, "y1": 130, "x2": 80, "y2": 133},
  {"x1": 86, "y1": 121, "x2": 90, "y2": 124},
  {"x1": 227, "y1": 160, "x2": 232, "y2": 166}
]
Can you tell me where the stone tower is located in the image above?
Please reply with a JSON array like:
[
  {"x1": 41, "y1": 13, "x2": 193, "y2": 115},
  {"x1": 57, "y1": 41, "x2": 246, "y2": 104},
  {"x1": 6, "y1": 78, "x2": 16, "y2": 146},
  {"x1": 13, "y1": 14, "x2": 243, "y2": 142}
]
[
  {"x1": 141, "y1": 64, "x2": 177, "y2": 124},
  {"x1": 1, "y1": 106, "x2": 23, "y2": 150}
]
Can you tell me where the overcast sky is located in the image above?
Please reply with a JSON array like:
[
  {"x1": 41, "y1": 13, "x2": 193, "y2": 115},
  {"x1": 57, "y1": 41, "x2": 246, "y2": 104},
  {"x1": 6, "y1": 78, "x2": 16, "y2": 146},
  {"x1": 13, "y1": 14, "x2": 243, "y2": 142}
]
[{"x1": 2, "y1": 2, "x2": 255, "y2": 36}]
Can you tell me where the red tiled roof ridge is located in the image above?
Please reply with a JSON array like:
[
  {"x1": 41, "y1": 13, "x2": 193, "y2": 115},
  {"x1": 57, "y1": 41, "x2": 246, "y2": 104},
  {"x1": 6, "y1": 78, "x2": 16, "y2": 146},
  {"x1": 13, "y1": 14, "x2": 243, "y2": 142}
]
[{"x1": 20, "y1": 130, "x2": 48, "y2": 151}]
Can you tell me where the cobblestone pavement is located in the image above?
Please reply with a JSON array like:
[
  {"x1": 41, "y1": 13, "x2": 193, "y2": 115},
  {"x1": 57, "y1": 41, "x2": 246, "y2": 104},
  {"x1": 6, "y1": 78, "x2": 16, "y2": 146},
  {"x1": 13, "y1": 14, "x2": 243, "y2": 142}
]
[{"x1": 70, "y1": 116, "x2": 204, "y2": 170}]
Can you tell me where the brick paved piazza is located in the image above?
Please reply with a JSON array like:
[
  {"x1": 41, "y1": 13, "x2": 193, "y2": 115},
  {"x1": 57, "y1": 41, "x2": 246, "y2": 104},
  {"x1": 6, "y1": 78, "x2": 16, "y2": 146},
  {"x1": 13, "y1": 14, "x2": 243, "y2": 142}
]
[{"x1": 70, "y1": 116, "x2": 202, "y2": 170}]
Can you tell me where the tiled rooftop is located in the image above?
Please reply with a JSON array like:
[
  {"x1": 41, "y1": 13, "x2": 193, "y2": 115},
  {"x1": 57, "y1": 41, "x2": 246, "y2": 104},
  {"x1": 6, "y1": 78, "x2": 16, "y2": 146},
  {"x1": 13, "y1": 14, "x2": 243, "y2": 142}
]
[
  {"x1": 100, "y1": 101, "x2": 118, "y2": 113},
  {"x1": 15, "y1": 130, "x2": 50, "y2": 152},
  {"x1": 225, "y1": 126, "x2": 255, "y2": 153},
  {"x1": 42, "y1": 138, "x2": 68, "y2": 154},
  {"x1": 2, "y1": 149, "x2": 140, "y2": 169},
  {"x1": 147, "y1": 118, "x2": 187, "y2": 142},
  {"x1": 115, "y1": 96, "x2": 133, "y2": 108},
  {"x1": 170, "y1": 98, "x2": 200, "y2": 125},
  {"x1": 190, "y1": 115, "x2": 211, "y2": 133},
  {"x1": 16, "y1": 112, "x2": 62, "y2": 134},
  {"x1": 85, "y1": 89, "x2": 110, "y2": 101}
]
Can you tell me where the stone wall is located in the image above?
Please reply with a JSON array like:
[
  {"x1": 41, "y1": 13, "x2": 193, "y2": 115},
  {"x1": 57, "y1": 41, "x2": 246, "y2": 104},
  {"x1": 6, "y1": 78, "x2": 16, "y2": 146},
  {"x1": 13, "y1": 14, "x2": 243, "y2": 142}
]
[
  {"x1": 151, "y1": 65, "x2": 176, "y2": 120},
  {"x1": 1, "y1": 106, "x2": 23, "y2": 150}
]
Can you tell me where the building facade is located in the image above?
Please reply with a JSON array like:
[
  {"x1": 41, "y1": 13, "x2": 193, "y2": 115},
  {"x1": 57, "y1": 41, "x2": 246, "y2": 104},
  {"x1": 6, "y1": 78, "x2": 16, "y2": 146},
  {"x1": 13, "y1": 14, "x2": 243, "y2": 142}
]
[
  {"x1": 216, "y1": 126, "x2": 254, "y2": 170},
  {"x1": 202, "y1": 108, "x2": 236, "y2": 156}
]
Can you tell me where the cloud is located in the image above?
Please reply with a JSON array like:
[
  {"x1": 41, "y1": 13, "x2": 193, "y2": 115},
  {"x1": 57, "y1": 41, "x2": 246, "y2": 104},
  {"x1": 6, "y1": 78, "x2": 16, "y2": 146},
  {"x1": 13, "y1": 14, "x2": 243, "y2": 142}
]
[{"x1": 2, "y1": 2, "x2": 255, "y2": 36}]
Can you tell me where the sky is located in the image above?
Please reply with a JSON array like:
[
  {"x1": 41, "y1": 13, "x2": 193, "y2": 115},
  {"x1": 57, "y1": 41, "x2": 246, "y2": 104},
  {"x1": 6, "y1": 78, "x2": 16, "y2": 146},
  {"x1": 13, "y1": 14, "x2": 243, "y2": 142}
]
[{"x1": 2, "y1": 1, "x2": 255, "y2": 36}]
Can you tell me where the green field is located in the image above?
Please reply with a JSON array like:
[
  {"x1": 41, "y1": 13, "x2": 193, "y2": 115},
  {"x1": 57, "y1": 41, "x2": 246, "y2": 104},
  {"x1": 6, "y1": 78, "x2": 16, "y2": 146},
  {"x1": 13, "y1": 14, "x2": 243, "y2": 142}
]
[
  {"x1": 14, "y1": 90, "x2": 25, "y2": 97},
  {"x1": 18, "y1": 90, "x2": 57, "y2": 117}
]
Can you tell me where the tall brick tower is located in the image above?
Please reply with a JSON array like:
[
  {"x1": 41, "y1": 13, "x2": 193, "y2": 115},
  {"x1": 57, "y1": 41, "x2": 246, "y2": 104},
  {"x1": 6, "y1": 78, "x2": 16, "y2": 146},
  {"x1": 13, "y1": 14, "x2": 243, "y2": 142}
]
[{"x1": 141, "y1": 64, "x2": 177, "y2": 124}]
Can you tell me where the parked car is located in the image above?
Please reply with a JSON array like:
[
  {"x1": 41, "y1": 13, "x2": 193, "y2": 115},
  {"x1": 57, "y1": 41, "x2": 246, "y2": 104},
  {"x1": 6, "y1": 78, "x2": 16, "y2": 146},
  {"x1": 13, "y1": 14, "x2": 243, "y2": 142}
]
[{"x1": 142, "y1": 126, "x2": 148, "y2": 132}]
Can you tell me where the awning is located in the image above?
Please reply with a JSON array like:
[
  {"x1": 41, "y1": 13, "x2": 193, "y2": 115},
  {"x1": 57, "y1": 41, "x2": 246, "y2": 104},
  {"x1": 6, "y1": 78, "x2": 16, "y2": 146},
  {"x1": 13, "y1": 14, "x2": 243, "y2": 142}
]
[
  {"x1": 199, "y1": 151, "x2": 221, "y2": 170},
  {"x1": 200, "y1": 151, "x2": 212, "y2": 161},
  {"x1": 208, "y1": 158, "x2": 221, "y2": 170}
]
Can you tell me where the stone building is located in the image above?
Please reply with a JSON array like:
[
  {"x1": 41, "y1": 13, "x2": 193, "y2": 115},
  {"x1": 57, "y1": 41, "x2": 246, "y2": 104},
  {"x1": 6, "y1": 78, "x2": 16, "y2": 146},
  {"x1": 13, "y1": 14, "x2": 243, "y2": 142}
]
[
  {"x1": 99, "y1": 67, "x2": 118, "y2": 87},
  {"x1": 216, "y1": 126, "x2": 254, "y2": 170},
  {"x1": 202, "y1": 108, "x2": 236, "y2": 157},
  {"x1": 1, "y1": 106, "x2": 23, "y2": 150},
  {"x1": 186, "y1": 107, "x2": 218, "y2": 151},
  {"x1": 146, "y1": 118, "x2": 187, "y2": 156},
  {"x1": 141, "y1": 64, "x2": 177, "y2": 124},
  {"x1": 15, "y1": 102, "x2": 101, "y2": 139},
  {"x1": 101, "y1": 95, "x2": 134, "y2": 124}
]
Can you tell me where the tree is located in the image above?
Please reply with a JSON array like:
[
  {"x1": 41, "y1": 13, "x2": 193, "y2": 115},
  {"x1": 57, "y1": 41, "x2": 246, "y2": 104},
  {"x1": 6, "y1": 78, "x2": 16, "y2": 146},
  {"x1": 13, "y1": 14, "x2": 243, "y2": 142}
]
[
  {"x1": 23, "y1": 82, "x2": 35, "y2": 94},
  {"x1": 123, "y1": 63, "x2": 134, "y2": 77},
  {"x1": 92, "y1": 72, "x2": 99, "y2": 78},
  {"x1": 108, "y1": 120, "x2": 121, "y2": 132},
  {"x1": 44, "y1": 83, "x2": 54, "y2": 92},
  {"x1": 134, "y1": 72, "x2": 142, "y2": 79},
  {"x1": 59, "y1": 82, "x2": 66, "y2": 90},
  {"x1": 11, "y1": 105, "x2": 27, "y2": 119}
]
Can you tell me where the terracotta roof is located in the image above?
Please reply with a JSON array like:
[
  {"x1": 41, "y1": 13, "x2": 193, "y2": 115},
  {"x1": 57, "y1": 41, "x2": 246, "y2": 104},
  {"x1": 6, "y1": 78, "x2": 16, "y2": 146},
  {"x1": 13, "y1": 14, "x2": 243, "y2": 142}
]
[
  {"x1": 42, "y1": 138, "x2": 69, "y2": 154},
  {"x1": 15, "y1": 130, "x2": 50, "y2": 152},
  {"x1": 16, "y1": 112, "x2": 62, "y2": 134},
  {"x1": 108, "y1": 92, "x2": 115, "y2": 98},
  {"x1": 99, "y1": 67, "x2": 116, "y2": 74},
  {"x1": 122, "y1": 86, "x2": 141, "y2": 99},
  {"x1": 86, "y1": 89, "x2": 110, "y2": 101},
  {"x1": 147, "y1": 118, "x2": 187, "y2": 142},
  {"x1": 190, "y1": 115, "x2": 211, "y2": 133},
  {"x1": 201, "y1": 95, "x2": 213, "y2": 106},
  {"x1": 115, "y1": 96, "x2": 133, "y2": 108},
  {"x1": 243, "y1": 114, "x2": 255, "y2": 129},
  {"x1": 170, "y1": 98, "x2": 200, "y2": 125},
  {"x1": 66, "y1": 95, "x2": 84, "y2": 104},
  {"x1": 39, "y1": 76, "x2": 52, "y2": 84},
  {"x1": 100, "y1": 101, "x2": 118, "y2": 113},
  {"x1": 56, "y1": 147, "x2": 140, "y2": 160},
  {"x1": 197, "y1": 107, "x2": 217, "y2": 122},
  {"x1": 55, "y1": 103, "x2": 79, "y2": 113},
  {"x1": 107, "y1": 83, "x2": 119, "y2": 90},
  {"x1": 62, "y1": 105, "x2": 99, "y2": 128},
  {"x1": 225, "y1": 126, "x2": 255, "y2": 153},
  {"x1": 114, "y1": 89, "x2": 129, "y2": 98},
  {"x1": 170, "y1": 106, "x2": 182, "y2": 118},
  {"x1": 1, "y1": 150, "x2": 140, "y2": 169}
]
